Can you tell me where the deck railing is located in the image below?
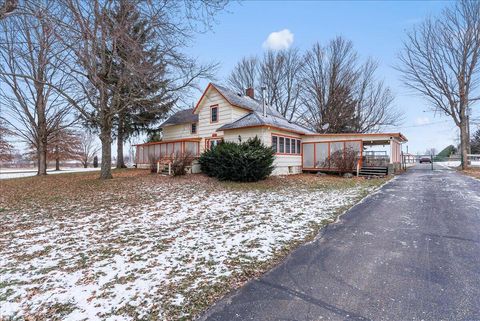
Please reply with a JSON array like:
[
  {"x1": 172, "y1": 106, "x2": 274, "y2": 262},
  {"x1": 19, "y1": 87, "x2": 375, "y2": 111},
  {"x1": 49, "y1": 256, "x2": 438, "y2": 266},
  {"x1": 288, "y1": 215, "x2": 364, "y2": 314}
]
[{"x1": 362, "y1": 155, "x2": 390, "y2": 167}]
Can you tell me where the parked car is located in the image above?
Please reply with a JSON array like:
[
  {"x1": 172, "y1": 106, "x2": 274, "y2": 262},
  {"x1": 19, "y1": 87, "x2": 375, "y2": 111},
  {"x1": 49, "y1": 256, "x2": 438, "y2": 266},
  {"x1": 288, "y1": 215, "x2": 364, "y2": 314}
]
[{"x1": 419, "y1": 157, "x2": 432, "y2": 164}]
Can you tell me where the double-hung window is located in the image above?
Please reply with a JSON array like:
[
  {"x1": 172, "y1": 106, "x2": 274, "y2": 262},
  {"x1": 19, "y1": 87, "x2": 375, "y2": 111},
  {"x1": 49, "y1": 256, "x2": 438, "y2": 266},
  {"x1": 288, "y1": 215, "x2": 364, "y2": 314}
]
[
  {"x1": 272, "y1": 136, "x2": 278, "y2": 153},
  {"x1": 211, "y1": 106, "x2": 218, "y2": 122}
]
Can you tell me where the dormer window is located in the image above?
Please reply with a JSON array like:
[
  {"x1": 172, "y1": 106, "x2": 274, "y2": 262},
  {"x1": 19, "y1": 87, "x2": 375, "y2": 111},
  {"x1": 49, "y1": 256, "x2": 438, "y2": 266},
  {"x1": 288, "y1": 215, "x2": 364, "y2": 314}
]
[
  {"x1": 211, "y1": 105, "x2": 218, "y2": 123},
  {"x1": 191, "y1": 123, "x2": 197, "y2": 134}
]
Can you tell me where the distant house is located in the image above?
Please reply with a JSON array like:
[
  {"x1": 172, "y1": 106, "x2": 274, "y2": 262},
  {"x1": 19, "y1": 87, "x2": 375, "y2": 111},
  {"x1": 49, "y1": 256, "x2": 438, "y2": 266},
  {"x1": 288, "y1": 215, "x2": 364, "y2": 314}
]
[{"x1": 134, "y1": 83, "x2": 407, "y2": 175}]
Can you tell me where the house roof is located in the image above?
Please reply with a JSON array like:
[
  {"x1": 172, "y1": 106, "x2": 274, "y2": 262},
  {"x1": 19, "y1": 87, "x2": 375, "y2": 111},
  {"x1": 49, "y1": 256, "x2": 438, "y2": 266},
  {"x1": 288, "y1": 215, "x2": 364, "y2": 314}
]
[
  {"x1": 194, "y1": 83, "x2": 284, "y2": 118},
  {"x1": 305, "y1": 132, "x2": 408, "y2": 142},
  {"x1": 217, "y1": 111, "x2": 317, "y2": 135},
  {"x1": 160, "y1": 108, "x2": 198, "y2": 127}
]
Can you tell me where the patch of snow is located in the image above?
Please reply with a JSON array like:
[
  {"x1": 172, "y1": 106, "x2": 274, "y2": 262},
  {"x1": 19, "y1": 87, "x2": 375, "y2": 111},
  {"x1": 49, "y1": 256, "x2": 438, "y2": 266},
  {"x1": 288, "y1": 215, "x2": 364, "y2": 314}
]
[
  {"x1": 0, "y1": 181, "x2": 378, "y2": 320},
  {"x1": 0, "y1": 167, "x2": 104, "y2": 180}
]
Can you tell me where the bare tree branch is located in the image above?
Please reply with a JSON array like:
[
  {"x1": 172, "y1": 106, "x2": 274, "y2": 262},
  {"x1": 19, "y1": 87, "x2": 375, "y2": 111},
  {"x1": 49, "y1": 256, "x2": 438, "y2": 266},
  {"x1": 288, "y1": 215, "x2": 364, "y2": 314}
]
[{"x1": 397, "y1": 0, "x2": 480, "y2": 169}]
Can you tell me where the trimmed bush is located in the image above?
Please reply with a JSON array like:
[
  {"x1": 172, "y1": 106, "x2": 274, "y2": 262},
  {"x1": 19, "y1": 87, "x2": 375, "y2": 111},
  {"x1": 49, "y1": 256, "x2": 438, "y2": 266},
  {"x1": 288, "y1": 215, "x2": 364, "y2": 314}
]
[{"x1": 199, "y1": 137, "x2": 275, "y2": 182}]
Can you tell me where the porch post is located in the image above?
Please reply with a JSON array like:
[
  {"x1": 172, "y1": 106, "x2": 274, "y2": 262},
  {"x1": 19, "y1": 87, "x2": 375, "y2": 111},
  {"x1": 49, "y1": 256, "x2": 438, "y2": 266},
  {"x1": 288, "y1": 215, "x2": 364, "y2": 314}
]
[{"x1": 390, "y1": 139, "x2": 394, "y2": 164}]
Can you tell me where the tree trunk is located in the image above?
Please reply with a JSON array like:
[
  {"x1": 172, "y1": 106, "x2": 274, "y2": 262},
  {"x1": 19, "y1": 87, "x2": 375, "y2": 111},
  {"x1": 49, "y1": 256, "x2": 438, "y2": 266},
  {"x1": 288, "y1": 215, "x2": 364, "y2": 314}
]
[
  {"x1": 116, "y1": 115, "x2": 126, "y2": 169},
  {"x1": 83, "y1": 161, "x2": 88, "y2": 168},
  {"x1": 37, "y1": 136, "x2": 48, "y2": 176},
  {"x1": 100, "y1": 126, "x2": 113, "y2": 179},
  {"x1": 460, "y1": 120, "x2": 469, "y2": 170},
  {"x1": 55, "y1": 145, "x2": 60, "y2": 171}
]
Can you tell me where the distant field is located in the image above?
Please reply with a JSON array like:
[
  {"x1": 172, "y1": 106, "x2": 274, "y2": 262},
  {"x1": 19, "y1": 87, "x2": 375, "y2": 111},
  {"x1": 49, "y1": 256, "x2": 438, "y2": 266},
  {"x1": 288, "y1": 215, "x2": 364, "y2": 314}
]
[
  {"x1": 0, "y1": 167, "x2": 102, "y2": 180},
  {"x1": 0, "y1": 169, "x2": 386, "y2": 320}
]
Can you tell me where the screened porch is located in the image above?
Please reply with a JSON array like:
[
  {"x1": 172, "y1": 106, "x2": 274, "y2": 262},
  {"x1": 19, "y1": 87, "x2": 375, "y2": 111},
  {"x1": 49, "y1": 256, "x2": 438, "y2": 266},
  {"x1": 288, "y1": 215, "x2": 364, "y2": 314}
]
[
  {"x1": 302, "y1": 140, "x2": 363, "y2": 171},
  {"x1": 135, "y1": 139, "x2": 201, "y2": 165}
]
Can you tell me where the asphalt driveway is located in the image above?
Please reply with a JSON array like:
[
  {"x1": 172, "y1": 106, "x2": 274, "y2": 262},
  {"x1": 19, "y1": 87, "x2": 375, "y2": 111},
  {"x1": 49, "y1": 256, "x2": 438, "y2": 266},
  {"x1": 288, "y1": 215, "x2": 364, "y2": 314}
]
[{"x1": 200, "y1": 166, "x2": 480, "y2": 321}]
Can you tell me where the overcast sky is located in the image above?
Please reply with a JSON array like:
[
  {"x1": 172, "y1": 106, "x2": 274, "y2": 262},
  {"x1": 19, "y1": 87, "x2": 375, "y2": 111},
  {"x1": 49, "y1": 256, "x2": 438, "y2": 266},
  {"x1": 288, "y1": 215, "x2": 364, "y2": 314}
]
[{"x1": 178, "y1": 0, "x2": 479, "y2": 155}]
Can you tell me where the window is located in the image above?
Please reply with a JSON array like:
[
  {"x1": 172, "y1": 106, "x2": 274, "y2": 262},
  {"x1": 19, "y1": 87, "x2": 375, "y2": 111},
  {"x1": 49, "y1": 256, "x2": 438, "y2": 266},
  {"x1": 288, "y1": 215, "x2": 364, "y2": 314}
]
[
  {"x1": 271, "y1": 135, "x2": 302, "y2": 155},
  {"x1": 191, "y1": 123, "x2": 197, "y2": 134},
  {"x1": 272, "y1": 136, "x2": 278, "y2": 153},
  {"x1": 211, "y1": 106, "x2": 218, "y2": 122}
]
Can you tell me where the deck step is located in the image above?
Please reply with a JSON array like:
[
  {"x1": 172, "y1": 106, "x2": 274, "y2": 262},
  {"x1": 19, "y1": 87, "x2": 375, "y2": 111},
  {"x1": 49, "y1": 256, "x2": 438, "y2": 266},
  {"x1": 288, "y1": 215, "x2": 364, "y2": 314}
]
[{"x1": 359, "y1": 166, "x2": 388, "y2": 177}]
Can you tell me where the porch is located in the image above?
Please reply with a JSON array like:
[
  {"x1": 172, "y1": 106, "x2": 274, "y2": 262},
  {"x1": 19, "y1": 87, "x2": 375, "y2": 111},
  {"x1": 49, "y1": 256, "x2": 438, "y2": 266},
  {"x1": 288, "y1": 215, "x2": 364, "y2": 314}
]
[
  {"x1": 134, "y1": 139, "x2": 201, "y2": 165},
  {"x1": 301, "y1": 133, "x2": 407, "y2": 175}
]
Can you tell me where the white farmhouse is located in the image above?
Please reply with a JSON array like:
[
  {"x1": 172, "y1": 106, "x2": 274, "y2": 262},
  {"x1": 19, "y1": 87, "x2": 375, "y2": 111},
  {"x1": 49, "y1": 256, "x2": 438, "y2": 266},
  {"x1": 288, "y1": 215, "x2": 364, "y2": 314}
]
[{"x1": 135, "y1": 83, "x2": 407, "y2": 175}]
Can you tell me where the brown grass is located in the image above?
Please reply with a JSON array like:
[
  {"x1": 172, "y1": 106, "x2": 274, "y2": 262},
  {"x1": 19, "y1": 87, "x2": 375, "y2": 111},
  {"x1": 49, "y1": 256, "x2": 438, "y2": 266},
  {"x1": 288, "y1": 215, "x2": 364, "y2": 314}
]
[
  {"x1": 0, "y1": 169, "x2": 385, "y2": 213},
  {"x1": 0, "y1": 169, "x2": 389, "y2": 320},
  {"x1": 463, "y1": 168, "x2": 480, "y2": 179}
]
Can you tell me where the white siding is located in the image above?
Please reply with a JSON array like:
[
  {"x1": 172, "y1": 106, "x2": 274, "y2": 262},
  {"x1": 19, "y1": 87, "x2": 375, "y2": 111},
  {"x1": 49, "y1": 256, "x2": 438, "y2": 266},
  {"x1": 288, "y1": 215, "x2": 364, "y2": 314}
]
[
  {"x1": 195, "y1": 88, "x2": 249, "y2": 152},
  {"x1": 162, "y1": 124, "x2": 198, "y2": 140},
  {"x1": 223, "y1": 127, "x2": 268, "y2": 144},
  {"x1": 270, "y1": 129, "x2": 302, "y2": 175},
  {"x1": 223, "y1": 127, "x2": 302, "y2": 175}
]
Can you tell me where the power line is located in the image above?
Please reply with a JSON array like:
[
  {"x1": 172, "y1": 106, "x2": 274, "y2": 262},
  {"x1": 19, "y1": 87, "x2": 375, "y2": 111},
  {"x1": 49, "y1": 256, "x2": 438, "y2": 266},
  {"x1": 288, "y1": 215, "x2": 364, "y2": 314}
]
[{"x1": 383, "y1": 119, "x2": 451, "y2": 130}]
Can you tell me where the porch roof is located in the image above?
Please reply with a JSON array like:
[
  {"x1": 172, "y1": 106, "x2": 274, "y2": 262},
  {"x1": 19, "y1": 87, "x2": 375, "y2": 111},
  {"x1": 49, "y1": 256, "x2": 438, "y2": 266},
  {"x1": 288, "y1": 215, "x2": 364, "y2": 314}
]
[{"x1": 303, "y1": 132, "x2": 408, "y2": 144}]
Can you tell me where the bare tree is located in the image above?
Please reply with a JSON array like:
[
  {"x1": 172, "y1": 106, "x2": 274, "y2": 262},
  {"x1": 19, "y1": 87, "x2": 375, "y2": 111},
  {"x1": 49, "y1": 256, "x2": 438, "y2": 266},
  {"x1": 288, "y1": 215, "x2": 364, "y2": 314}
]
[
  {"x1": 397, "y1": 0, "x2": 480, "y2": 169},
  {"x1": 49, "y1": 127, "x2": 82, "y2": 170},
  {"x1": 298, "y1": 37, "x2": 399, "y2": 133},
  {"x1": 260, "y1": 49, "x2": 302, "y2": 121},
  {"x1": 48, "y1": 0, "x2": 227, "y2": 179},
  {"x1": 227, "y1": 56, "x2": 259, "y2": 93},
  {"x1": 227, "y1": 49, "x2": 302, "y2": 121},
  {"x1": 25, "y1": 127, "x2": 83, "y2": 170},
  {"x1": 0, "y1": 1, "x2": 75, "y2": 175},
  {"x1": 78, "y1": 132, "x2": 100, "y2": 168},
  {"x1": 425, "y1": 148, "x2": 437, "y2": 156}
]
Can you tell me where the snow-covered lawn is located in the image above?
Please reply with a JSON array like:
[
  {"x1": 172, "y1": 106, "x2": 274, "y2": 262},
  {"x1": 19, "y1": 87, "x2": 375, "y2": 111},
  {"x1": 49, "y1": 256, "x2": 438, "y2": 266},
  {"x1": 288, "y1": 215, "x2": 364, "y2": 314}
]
[
  {"x1": 435, "y1": 160, "x2": 480, "y2": 168},
  {"x1": 0, "y1": 170, "x2": 386, "y2": 320}
]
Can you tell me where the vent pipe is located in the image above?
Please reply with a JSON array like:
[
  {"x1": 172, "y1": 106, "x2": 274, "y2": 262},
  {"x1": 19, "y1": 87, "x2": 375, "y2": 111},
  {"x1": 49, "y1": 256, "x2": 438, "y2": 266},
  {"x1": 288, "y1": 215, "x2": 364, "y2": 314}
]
[{"x1": 261, "y1": 86, "x2": 267, "y2": 117}]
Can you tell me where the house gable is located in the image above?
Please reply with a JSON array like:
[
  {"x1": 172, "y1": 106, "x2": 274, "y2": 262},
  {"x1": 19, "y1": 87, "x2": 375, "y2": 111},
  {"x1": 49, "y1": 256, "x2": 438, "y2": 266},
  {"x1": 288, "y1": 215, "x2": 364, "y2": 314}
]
[{"x1": 194, "y1": 84, "x2": 249, "y2": 139}]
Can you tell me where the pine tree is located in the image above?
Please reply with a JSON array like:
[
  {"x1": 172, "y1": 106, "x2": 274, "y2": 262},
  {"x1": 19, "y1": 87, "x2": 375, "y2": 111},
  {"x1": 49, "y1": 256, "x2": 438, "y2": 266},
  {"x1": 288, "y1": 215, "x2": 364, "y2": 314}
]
[
  {"x1": 107, "y1": 0, "x2": 175, "y2": 168},
  {"x1": 0, "y1": 119, "x2": 14, "y2": 162},
  {"x1": 471, "y1": 127, "x2": 480, "y2": 154}
]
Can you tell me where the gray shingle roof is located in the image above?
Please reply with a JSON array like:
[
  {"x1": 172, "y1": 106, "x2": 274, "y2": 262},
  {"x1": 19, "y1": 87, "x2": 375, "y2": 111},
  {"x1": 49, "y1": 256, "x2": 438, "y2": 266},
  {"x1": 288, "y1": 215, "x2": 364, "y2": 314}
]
[
  {"x1": 160, "y1": 108, "x2": 198, "y2": 127},
  {"x1": 217, "y1": 111, "x2": 317, "y2": 135},
  {"x1": 211, "y1": 83, "x2": 284, "y2": 118}
]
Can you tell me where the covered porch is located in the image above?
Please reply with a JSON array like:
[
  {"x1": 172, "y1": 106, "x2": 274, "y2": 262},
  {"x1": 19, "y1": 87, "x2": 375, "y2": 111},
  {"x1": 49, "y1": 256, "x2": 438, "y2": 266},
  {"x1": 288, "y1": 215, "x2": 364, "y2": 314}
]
[
  {"x1": 301, "y1": 133, "x2": 407, "y2": 175},
  {"x1": 134, "y1": 138, "x2": 202, "y2": 165}
]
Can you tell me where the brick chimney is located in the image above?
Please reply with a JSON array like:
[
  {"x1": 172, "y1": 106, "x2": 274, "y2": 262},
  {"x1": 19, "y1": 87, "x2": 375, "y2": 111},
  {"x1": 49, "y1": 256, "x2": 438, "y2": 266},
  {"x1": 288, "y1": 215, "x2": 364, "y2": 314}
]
[{"x1": 245, "y1": 87, "x2": 254, "y2": 99}]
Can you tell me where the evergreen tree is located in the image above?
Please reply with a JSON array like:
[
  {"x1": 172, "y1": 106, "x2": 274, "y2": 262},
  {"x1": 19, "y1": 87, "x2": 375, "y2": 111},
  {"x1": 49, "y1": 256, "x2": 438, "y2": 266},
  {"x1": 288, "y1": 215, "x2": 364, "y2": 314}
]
[
  {"x1": 107, "y1": 0, "x2": 175, "y2": 168},
  {"x1": 0, "y1": 118, "x2": 14, "y2": 162},
  {"x1": 199, "y1": 137, "x2": 275, "y2": 182},
  {"x1": 471, "y1": 127, "x2": 480, "y2": 154}
]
